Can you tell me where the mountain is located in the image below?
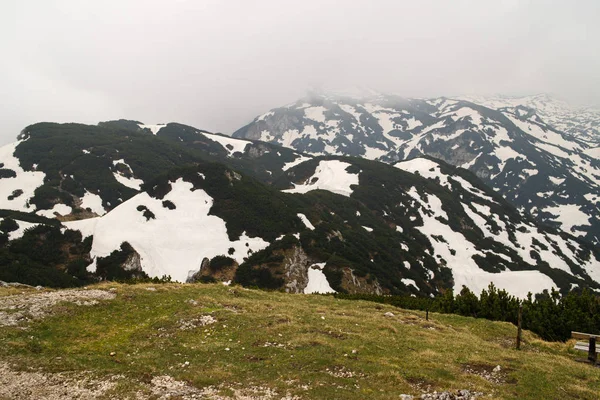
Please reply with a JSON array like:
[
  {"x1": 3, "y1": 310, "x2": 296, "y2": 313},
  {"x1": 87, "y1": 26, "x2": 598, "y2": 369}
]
[
  {"x1": 1, "y1": 121, "x2": 599, "y2": 298},
  {"x1": 458, "y1": 94, "x2": 600, "y2": 144},
  {"x1": 0, "y1": 120, "x2": 304, "y2": 218},
  {"x1": 232, "y1": 93, "x2": 600, "y2": 245}
]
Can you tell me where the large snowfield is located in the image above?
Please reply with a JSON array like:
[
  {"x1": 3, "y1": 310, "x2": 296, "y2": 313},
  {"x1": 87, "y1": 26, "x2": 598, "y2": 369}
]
[{"x1": 66, "y1": 179, "x2": 270, "y2": 282}]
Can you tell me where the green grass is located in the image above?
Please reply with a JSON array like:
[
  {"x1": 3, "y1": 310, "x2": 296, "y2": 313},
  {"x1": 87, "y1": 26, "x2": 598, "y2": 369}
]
[{"x1": 1, "y1": 283, "x2": 599, "y2": 399}]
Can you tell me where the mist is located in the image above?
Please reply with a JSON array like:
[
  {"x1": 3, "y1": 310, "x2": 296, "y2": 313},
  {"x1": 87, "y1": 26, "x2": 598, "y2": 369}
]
[{"x1": 1, "y1": 0, "x2": 599, "y2": 145}]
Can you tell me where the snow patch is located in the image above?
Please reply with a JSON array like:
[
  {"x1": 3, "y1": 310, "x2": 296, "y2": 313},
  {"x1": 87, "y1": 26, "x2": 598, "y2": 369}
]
[
  {"x1": 303, "y1": 106, "x2": 327, "y2": 123},
  {"x1": 363, "y1": 146, "x2": 389, "y2": 160},
  {"x1": 4, "y1": 219, "x2": 38, "y2": 240},
  {"x1": 282, "y1": 154, "x2": 312, "y2": 171},
  {"x1": 442, "y1": 106, "x2": 483, "y2": 126},
  {"x1": 256, "y1": 111, "x2": 274, "y2": 121},
  {"x1": 583, "y1": 146, "x2": 600, "y2": 160},
  {"x1": 535, "y1": 142, "x2": 570, "y2": 159},
  {"x1": 406, "y1": 186, "x2": 556, "y2": 298},
  {"x1": 281, "y1": 129, "x2": 303, "y2": 148},
  {"x1": 283, "y1": 160, "x2": 359, "y2": 197},
  {"x1": 260, "y1": 130, "x2": 274, "y2": 142},
  {"x1": 297, "y1": 213, "x2": 315, "y2": 230},
  {"x1": 401, "y1": 278, "x2": 418, "y2": 289},
  {"x1": 81, "y1": 191, "x2": 105, "y2": 216},
  {"x1": 201, "y1": 132, "x2": 251, "y2": 157},
  {"x1": 395, "y1": 158, "x2": 449, "y2": 187},
  {"x1": 0, "y1": 141, "x2": 46, "y2": 212},
  {"x1": 339, "y1": 104, "x2": 362, "y2": 124},
  {"x1": 138, "y1": 124, "x2": 166, "y2": 135},
  {"x1": 112, "y1": 159, "x2": 143, "y2": 190},
  {"x1": 37, "y1": 204, "x2": 72, "y2": 218},
  {"x1": 304, "y1": 263, "x2": 335, "y2": 294},
  {"x1": 545, "y1": 204, "x2": 591, "y2": 233},
  {"x1": 113, "y1": 173, "x2": 143, "y2": 191}
]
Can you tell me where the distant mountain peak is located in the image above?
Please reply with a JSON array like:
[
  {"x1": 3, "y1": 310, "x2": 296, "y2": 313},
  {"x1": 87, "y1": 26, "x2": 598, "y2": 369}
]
[{"x1": 234, "y1": 93, "x2": 600, "y2": 245}]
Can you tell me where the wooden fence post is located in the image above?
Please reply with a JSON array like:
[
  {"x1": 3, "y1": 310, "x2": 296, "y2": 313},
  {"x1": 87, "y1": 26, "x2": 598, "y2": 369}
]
[
  {"x1": 516, "y1": 304, "x2": 523, "y2": 350},
  {"x1": 589, "y1": 337, "x2": 597, "y2": 364}
]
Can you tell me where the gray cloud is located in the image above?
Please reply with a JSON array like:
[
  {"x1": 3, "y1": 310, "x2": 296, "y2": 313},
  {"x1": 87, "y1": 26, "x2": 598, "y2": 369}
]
[{"x1": 1, "y1": 0, "x2": 599, "y2": 144}]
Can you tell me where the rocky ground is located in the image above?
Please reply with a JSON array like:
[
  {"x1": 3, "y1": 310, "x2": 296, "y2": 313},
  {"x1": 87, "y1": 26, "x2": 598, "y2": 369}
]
[
  {"x1": 0, "y1": 287, "x2": 116, "y2": 327},
  {"x1": 0, "y1": 362, "x2": 307, "y2": 399},
  {"x1": 0, "y1": 361, "x2": 484, "y2": 400}
]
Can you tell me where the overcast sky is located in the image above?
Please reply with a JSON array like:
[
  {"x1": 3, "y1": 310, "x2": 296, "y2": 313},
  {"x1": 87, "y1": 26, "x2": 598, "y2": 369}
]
[{"x1": 1, "y1": 0, "x2": 599, "y2": 144}]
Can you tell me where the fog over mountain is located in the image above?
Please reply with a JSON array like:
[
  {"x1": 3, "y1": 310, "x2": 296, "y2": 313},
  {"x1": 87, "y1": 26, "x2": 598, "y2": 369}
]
[{"x1": 1, "y1": 0, "x2": 599, "y2": 144}]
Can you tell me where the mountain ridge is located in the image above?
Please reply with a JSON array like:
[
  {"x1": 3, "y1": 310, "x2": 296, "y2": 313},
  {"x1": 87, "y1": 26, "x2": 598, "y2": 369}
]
[
  {"x1": 233, "y1": 93, "x2": 600, "y2": 245},
  {"x1": 0, "y1": 120, "x2": 599, "y2": 298}
]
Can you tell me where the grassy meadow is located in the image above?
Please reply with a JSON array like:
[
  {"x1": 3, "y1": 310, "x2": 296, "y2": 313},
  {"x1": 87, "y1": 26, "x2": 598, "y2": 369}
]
[{"x1": 0, "y1": 283, "x2": 598, "y2": 399}]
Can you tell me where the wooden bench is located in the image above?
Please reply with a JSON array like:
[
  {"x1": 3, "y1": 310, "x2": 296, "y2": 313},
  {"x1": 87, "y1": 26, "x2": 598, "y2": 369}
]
[{"x1": 571, "y1": 331, "x2": 598, "y2": 363}]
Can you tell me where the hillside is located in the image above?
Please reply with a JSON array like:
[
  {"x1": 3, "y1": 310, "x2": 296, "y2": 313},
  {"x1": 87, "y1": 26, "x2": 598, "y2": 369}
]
[
  {"x1": 0, "y1": 283, "x2": 599, "y2": 399},
  {"x1": 0, "y1": 121, "x2": 302, "y2": 217},
  {"x1": 1, "y1": 121, "x2": 599, "y2": 298},
  {"x1": 233, "y1": 93, "x2": 600, "y2": 245}
]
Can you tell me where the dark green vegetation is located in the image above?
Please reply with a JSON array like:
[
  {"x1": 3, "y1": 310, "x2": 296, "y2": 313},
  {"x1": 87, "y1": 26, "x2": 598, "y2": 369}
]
[
  {"x1": 1, "y1": 283, "x2": 599, "y2": 399},
  {"x1": 95, "y1": 242, "x2": 144, "y2": 281},
  {"x1": 336, "y1": 283, "x2": 600, "y2": 342},
  {"x1": 13, "y1": 121, "x2": 300, "y2": 214},
  {"x1": 0, "y1": 223, "x2": 93, "y2": 287},
  {"x1": 208, "y1": 255, "x2": 236, "y2": 271},
  {"x1": 0, "y1": 210, "x2": 64, "y2": 226},
  {"x1": 0, "y1": 168, "x2": 17, "y2": 178}
]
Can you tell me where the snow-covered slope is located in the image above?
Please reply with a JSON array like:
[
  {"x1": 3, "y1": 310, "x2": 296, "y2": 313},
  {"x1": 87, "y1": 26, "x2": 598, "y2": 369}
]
[
  {"x1": 233, "y1": 93, "x2": 600, "y2": 244},
  {"x1": 0, "y1": 141, "x2": 45, "y2": 212},
  {"x1": 458, "y1": 94, "x2": 600, "y2": 144},
  {"x1": 0, "y1": 121, "x2": 307, "y2": 220},
  {"x1": 66, "y1": 179, "x2": 269, "y2": 282},
  {"x1": 272, "y1": 154, "x2": 600, "y2": 297},
  {"x1": 392, "y1": 157, "x2": 600, "y2": 296}
]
